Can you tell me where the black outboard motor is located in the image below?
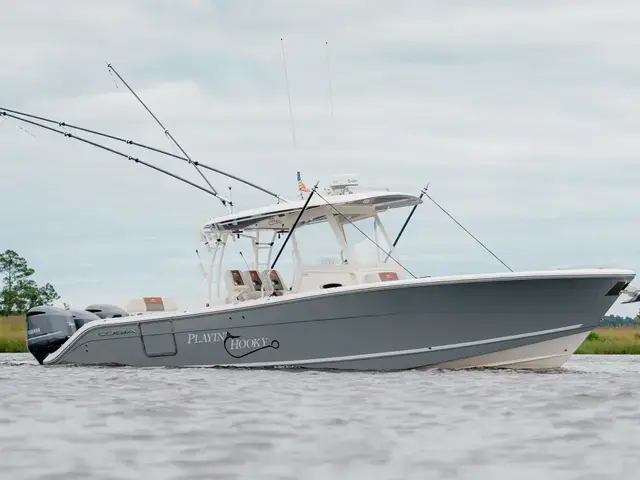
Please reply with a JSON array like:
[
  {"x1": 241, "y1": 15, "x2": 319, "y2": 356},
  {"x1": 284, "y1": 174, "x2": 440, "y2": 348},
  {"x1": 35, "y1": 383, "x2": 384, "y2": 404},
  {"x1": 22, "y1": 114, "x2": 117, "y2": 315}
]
[
  {"x1": 26, "y1": 306, "x2": 77, "y2": 365},
  {"x1": 84, "y1": 304, "x2": 130, "y2": 319},
  {"x1": 69, "y1": 309, "x2": 101, "y2": 330}
]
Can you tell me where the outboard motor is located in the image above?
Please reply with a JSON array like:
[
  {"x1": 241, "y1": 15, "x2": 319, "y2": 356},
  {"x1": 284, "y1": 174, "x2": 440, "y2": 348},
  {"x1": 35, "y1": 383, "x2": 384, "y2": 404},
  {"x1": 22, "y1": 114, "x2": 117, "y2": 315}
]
[
  {"x1": 68, "y1": 309, "x2": 101, "y2": 330},
  {"x1": 84, "y1": 304, "x2": 130, "y2": 319},
  {"x1": 26, "y1": 305, "x2": 77, "y2": 365}
]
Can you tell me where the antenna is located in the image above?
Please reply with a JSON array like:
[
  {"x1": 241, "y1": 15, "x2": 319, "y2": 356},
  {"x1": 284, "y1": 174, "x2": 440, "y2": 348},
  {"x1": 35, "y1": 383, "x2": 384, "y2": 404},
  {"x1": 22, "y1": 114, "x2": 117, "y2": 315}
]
[
  {"x1": 281, "y1": 37, "x2": 306, "y2": 200},
  {"x1": 280, "y1": 38, "x2": 297, "y2": 155},
  {"x1": 325, "y1": 41, "x2": 334, "y2": 118}
]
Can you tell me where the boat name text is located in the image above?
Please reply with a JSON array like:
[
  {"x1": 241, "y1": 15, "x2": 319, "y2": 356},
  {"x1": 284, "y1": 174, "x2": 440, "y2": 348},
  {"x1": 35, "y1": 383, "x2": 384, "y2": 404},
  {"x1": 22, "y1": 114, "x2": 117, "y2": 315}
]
[
  {"x1": 228, "y1": 337, "x2": 272, "y2": 350},
  {"x1": 187, "y1": 331, "x2": 272, "y2": 351},
  {"x1": 187, "y1": 332, "x2": 227, "y2": 344}
]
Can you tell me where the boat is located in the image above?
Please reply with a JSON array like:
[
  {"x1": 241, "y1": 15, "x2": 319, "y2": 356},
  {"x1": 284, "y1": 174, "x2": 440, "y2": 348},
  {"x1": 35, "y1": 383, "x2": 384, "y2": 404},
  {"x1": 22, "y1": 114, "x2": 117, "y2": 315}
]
[
  {"x1": 3, "y1": 64, "x2": 639, "y2": 370},
  {"x1": 22, "y1": 172, "x2": 639, "y2": 369}
]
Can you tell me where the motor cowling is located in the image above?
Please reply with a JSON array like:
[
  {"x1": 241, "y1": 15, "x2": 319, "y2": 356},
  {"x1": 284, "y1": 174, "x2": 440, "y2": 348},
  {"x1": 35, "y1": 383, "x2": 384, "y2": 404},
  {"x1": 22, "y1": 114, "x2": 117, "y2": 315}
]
[
  {"x1": 69, "y1": 309, "x2": 101, "y2": 330},
  {"x1": 84, "y1": 304, "x2": 130, "y2": 319},
  {"x1": 26, "y1": 306, "x2": 77, "y2": 365}
]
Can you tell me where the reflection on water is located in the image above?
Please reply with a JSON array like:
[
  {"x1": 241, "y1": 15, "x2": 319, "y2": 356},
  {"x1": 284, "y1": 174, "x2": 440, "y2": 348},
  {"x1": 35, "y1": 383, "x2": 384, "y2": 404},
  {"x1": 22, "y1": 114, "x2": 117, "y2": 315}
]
[{"x1": 1, "y1": 353, "x2": 639, "y2": 480}]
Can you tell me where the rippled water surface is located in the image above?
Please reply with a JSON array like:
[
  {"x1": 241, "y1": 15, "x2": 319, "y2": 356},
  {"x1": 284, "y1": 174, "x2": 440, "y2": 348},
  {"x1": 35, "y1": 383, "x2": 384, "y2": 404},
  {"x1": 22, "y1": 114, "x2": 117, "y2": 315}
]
[{"x1": 1, "y1": 354, "x2": 640, "y2": 479}]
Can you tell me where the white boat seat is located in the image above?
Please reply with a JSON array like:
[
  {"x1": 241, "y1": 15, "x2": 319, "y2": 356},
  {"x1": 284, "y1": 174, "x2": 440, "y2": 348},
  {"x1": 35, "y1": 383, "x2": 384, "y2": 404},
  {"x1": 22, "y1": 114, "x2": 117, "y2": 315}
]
[
  {"x1": 260, "y1": 269, "x2": 287, "y2": 296},
  {"x1": 242, "y1": 270, "x2": 266, "y2": 299},
  {"x1": 246, "y1": 270, "x2": 264, "y2": 290},
  {"x1": 224, "y1": 269, "x2": 251, "y2": 302}
]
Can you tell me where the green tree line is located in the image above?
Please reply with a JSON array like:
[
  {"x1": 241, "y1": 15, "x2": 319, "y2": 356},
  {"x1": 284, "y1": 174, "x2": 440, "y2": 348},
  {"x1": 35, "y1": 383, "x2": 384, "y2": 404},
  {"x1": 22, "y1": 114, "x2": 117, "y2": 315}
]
[
  {"x1": 600, "y1": 314, "x2": 640, "y2": 327},
  {"x1": 0, "y1": 249, "x2": 60, "y2": 316}
]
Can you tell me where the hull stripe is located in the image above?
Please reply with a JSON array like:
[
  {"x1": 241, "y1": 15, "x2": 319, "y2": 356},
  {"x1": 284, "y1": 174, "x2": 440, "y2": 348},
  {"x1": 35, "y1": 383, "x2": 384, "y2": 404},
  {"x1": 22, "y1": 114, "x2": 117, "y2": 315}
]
[{"x1": 209, "y1": 323, "x2": 585, "y2": 368}]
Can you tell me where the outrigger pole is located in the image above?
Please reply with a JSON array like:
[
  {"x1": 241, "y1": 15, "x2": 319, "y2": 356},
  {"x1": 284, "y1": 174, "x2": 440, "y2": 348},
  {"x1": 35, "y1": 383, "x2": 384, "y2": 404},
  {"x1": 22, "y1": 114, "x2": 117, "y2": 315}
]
[
  {"x1": 106, "y1": 63, "x2": 228, "y2": 207},
  {"x1": 0, "y1": 107, "x2": 288, "y2": 204},
  {"x1": 0, "y1": 110, "x2": 220, "y2": 198}
]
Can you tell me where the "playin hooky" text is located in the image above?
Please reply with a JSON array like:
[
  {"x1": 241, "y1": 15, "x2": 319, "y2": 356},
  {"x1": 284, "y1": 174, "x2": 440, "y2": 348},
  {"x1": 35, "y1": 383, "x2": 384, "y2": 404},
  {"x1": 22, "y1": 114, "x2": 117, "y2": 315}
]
[{"x1": 186, "y1": 331, "x2": 271, "y2": 351}]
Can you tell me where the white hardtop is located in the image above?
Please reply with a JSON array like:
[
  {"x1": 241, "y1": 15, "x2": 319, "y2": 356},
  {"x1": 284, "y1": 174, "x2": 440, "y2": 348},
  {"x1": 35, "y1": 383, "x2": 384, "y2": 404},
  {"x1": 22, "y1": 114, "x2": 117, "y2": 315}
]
[
  {"x1": 203, "y1": 190, "x2": 422, "y2": 232},
  {"x1": 197, "y1": 177, "x2": 425, "y2": 307}
]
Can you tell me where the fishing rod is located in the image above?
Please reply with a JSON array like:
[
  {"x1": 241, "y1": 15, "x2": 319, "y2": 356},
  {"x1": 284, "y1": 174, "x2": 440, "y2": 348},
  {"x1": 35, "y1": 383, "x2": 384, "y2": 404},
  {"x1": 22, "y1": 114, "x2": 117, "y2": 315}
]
[
  {"x1": 106, "y1": 63, "x2": 227, "y2": 207},
  {"x1": 0, "y1": 110, "x2": 221, "y2": 198},
  {"x1": 270, "y1": 182, "x2": 319, "y2": 271},
  {"x1": 384, "y1": 185, "x2": 429, "y2": 263},
  {"x1": 0, "y1": 106, "x2": 288, "y2": 204}
]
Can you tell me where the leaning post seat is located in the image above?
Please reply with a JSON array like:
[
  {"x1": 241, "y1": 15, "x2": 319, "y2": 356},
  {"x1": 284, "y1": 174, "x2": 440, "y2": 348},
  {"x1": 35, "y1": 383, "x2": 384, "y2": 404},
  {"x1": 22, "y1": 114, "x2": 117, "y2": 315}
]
[
  {"x1": 242, "y1": 270, "x2": 266, "y2": 299},
  {"x1": 260, "y1": 269, "x2": 287, "y2": 296},
  {"x1": 244, "y1": 270, "x2": 264, "y2": 291},
  {"x1": 224, "y1": 269, "x2": 251, "y2": 302}
]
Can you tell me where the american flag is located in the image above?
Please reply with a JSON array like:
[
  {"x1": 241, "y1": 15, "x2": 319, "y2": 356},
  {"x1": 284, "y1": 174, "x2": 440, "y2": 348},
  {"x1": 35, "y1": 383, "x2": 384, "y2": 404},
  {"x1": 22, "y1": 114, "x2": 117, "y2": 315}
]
[{"x1": 297, "y1": 171, "x2": 310, "y2": 193}]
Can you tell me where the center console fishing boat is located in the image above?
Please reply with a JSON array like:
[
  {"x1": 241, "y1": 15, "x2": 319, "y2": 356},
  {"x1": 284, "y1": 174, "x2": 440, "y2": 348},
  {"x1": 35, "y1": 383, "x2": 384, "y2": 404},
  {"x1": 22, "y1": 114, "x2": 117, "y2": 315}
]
[
  {"x1": 2, "y1": 63, "x2": 637, "y2": 371},
  {"x1": 23, "y1": 174, "x2": 637, "y2": 370}
]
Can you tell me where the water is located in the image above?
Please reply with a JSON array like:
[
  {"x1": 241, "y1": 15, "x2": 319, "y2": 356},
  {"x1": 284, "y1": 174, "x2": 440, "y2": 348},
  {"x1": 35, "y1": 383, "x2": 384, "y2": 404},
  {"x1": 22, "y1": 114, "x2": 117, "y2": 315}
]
[{"x1": 1, "y1": 354, "x2": 639, "y2": 480}]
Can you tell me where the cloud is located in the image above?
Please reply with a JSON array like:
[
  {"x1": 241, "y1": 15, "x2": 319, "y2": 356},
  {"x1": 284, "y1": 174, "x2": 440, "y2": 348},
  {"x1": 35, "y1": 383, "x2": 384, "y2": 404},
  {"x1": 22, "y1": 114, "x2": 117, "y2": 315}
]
[{"x1": 1, "y1": 0, "x2": 640, "y2": 315}]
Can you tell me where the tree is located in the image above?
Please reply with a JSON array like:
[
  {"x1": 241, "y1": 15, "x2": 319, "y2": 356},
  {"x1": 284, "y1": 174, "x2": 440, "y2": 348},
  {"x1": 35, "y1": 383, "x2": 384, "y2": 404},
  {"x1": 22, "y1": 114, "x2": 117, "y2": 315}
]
[
  {"x1": 600, "y1": 314, "x2": 640, "y2": 327},
  {"x1": 0, "y1": 249, "x2": 60, "y2": 315}
]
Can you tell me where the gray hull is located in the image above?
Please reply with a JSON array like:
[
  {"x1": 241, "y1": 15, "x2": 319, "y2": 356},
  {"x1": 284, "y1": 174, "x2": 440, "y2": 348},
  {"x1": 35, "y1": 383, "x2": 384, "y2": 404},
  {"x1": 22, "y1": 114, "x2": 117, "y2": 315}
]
[{"x1": 43, "y1": 269, "x2": 634, "y2": 370}]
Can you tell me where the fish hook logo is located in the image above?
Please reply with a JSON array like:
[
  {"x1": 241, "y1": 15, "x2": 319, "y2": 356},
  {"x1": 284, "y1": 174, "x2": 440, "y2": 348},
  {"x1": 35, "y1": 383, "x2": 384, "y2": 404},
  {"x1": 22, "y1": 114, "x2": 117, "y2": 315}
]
[{"x1": 223, "y1": 331, "x2": 280, "y2": 359}]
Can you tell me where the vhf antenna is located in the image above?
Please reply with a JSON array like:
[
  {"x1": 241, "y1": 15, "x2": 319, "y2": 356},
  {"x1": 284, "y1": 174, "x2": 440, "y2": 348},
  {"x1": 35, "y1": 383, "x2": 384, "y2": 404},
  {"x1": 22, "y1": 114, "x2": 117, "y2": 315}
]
[
  {"x1": 325, "y1": 41, "x2": 334, "y2": 118},
  {"x1": 280, "y1": 38, "x2": 297, "y2": 155}
]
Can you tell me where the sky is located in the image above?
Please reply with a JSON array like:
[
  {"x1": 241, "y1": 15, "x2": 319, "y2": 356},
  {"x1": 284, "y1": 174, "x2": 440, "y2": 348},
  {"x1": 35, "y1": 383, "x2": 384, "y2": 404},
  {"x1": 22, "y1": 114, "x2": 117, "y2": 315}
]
[{"x1": 1, "y1": 0, "x2": 640, "y2": 316}]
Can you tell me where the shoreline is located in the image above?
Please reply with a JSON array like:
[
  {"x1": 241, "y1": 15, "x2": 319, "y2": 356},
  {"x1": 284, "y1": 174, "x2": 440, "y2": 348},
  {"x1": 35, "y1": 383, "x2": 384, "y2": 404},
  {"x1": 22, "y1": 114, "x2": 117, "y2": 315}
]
[{"x1": 2, "y1": 316, "x2": 640, "y2": 355}]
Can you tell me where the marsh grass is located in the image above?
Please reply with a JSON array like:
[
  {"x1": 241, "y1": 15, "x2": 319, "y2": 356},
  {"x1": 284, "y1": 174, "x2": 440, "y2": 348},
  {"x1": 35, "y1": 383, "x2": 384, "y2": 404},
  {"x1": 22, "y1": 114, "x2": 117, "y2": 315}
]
[
  {"x1": 0, "y1": 315, "x2": 26, "y2": 353},
  {"x1": 575, "y1": 327, "x2": 640, "y2": 354}
]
